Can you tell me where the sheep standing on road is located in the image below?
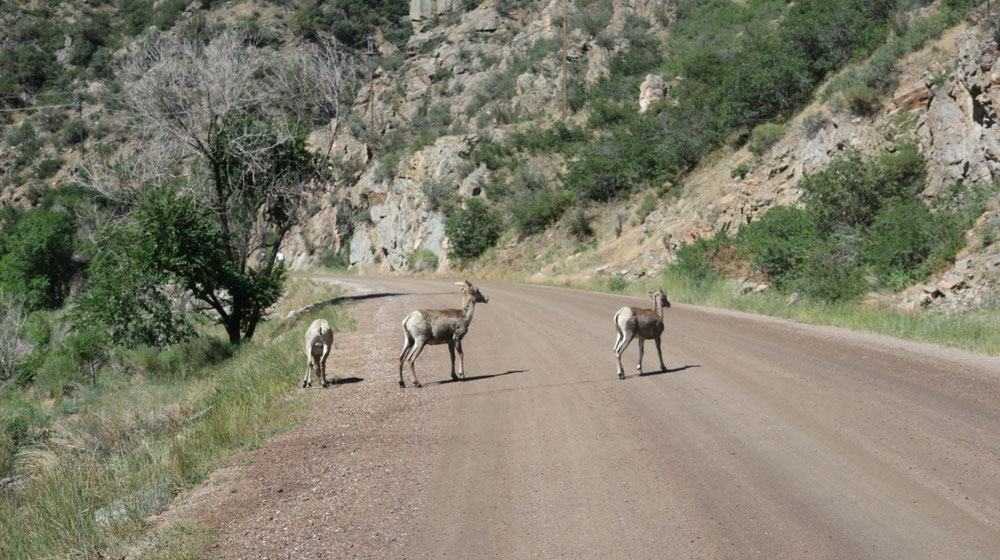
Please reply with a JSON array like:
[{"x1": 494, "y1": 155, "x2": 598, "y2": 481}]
[
  {"x1": 398, "y1": 281, "x2": 489, "y2": 388},
  {"x1": 303, "y1": 318, "x2": 334, "y2": 388},
  {"x1": 614, "y1": 289, "x2": 671, "y2": 379}
]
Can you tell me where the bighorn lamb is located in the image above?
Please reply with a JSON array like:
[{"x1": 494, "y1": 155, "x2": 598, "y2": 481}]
[
  {"x1": 398, "y1": 281, "x2": 489, "y2": 388},
  {"x1": 303, "y1": 318, "x2": 333, "y2": 388},
  {"x1": 614, "y1": 289, "x2": 671, "y2": 379}
]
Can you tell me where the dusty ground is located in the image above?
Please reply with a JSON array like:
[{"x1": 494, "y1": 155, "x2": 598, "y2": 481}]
[{"x1": 149, "y1": 276, "x2": 1000, "y2": 559}]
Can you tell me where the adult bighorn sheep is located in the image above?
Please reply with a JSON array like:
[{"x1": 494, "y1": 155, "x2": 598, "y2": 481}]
[
  {"x1": 303, "y1": 318, "x2": 333, "y2": 388},
  {"x1": 614, "y1": 289, "x2": 671, "y2": 379},
  {"x1": 398, "y1": 280, "x2": 489, "y2": 388}
]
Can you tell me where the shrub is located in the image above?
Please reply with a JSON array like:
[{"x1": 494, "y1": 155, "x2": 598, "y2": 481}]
[
  {"x1": 843, "y1": 84, "x2": 879, "y2": 115},
  {"x1": 861, "y1": 199, "x2": 943, "y2": 288},
  {"x1": 0, "y1": 209, "x2": 78, "y2": 310},
  {"x1": 421, "y1": 177, "x2": 460, "y2": 214},
  {"x1": 408, "y1": 249, "x2": 439, "y2": 272},
  {"x1": 566, "y1": 208, "x2": 594, "y2": 239},
  {"x1": 320, "y1": 245, "x2": 351, "y2": 270},
  {"x1": 800, "y1": 113, "x2": 827, "y2": 138},
  {"x1": 444, "y1": 198, "x2": 503, "y2": 261},
  {"x1": 509, "y1": 187, "x2": 572, "y2": 235},
  {"x1": 34, "y1": 158, "x2": 64, "y2": 180},
  {"x1": 739, "y1": 206, "x2": 819, "y2": 289},
  {"x1": 672, "y1": 230, "x2": 736, "y2": 284},
  {"x1": 0, "y1": 394, "x2": 50, "y2": 477},
  {"x1": 794, "y1": 234, "x2": 867, "y2": 302},
  {"x1": 635, "y1": 192, "x2": 657, "y2": 220},
  {"x1": 798, "y1": 146, "x2": 924, "y2": 234},
  {"x1": 66, "y1": 329, "x2": 108, "y2": 385},
  {"x1": 606, "y1": 275, "x2": 628, "y2": 293},
  {"x1": 62, "y1": 119, "x2": 87, "y2": 146},
  {"x1": 747, "y1": 123, "x2": 787, "y2": 155},
  {"x1": 374, "y1": 152, "x2": 400, "y2": 183},
  {"x1": 31, "y1": 353, "x2": 79, "y2": 399},
  {"x1": 731, "y1": 162, "x2": 750, "y2": 179}
]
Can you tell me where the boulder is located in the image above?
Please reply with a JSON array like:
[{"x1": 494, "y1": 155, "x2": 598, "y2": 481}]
[{"x1": 638, "y1": 74, "x2": 667, "y2": 113}]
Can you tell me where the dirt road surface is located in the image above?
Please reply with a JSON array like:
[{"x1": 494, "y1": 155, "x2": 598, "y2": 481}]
[{"x1": 156, "y1": 276, "x2": 1000, "y2": 559}]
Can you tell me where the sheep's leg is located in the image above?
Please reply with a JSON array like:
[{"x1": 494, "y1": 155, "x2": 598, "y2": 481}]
[
  {"x1": 398, "y1": 334, "x2": 414, "y2": 387},
  {"x1": 407, "y1": 340, "x2": 427, "y2": 388},
  {"x1": 303, "y1": 360, "x2": 313, "y2": 388},
  {"x1": 614, "y1": 326, "x2": 624, "y2": 353},
  {"x1": 636, "y1": 339, "x2": 645, "y2": 375},
  {"x1": 654, "y1": 337, "x2": 666, "y2": 372},
  {"x1": 448, "y1": 342, "x2": 457, "y2": 381},
  {"x1": 319, "y1": 344, "x2": 330, "y2": 388},
  {"x1": 456, "y1": 339, "x2": 465, "y2": 380},
  {"x1": 616, "y1": 333, "x2": 634, "y2": 379}
]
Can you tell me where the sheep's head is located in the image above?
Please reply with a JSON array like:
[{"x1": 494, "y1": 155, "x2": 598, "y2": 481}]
[
  {"x1": 648, "y1": 289, "x2": 670, "y2": 309},
  {"x1": 456, "y1": 280, "x2": 489, "y2": 304}
]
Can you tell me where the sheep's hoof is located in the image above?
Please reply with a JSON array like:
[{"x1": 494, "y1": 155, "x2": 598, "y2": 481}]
[
  {"x1": 414, "y1": 381, "x2": 423, "y2": 388},
  {"x1": 399, "y1": 380, "x2": 406, "y2": 388},
  {"x1": 618, "y1": 372, "x2": 624, "y2": 380}
]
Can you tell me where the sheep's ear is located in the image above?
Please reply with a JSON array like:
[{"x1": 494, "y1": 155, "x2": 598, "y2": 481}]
[
  {"x1": 454, "y1": 281, "x2": 466, "y2": 291},
  {"x1": 647, "y1": 290, "x2": 655, "y2": 297}
]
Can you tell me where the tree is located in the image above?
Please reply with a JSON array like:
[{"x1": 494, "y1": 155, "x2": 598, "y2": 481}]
[
  {"x1": 444, "y1": 198, "x2": 503, "y2": 261},
  {"x1": 85, "y1": 30, "x2": 356, "y2": 344},
  {"x1": 0, "y1": 210, "x2": 78, "y2": 311},
  {"x1": 0, "y1": 291, "x2": 31, "y2": 387}
]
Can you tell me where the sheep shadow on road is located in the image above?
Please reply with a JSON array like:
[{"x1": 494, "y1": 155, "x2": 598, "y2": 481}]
[
  {"x1": 623, "y1": 364, "x2": 700, "y2": 379},
  {"x1": 431, "y1": 369, "x2": 529, "y2": 385}
]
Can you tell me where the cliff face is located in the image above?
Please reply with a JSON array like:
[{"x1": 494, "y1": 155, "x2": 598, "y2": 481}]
[
  {"x1": 285, "y1": 1, "x2": 1000, "y2": 310},
  {"x1": 286, "y1": 0, "x2": 672, "y2": 273}
]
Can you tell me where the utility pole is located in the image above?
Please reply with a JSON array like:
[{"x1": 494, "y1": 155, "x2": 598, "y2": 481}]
[
  {"x1": 77, "y1": 93, "x2": 84, "y2": 158},
  {"x1": 366, "y1": 35, "x2": 376, "y2": 135},
  {"x1": 561, "y1": 0, "x2": 568, "y2": 121}
]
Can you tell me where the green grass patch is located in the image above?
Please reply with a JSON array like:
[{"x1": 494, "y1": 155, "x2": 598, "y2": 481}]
[{"x1": 0, "y1": 295, "x2": 353, "y2": 559}]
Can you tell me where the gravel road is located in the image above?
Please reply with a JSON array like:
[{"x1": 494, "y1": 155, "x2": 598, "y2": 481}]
[{"x1": 158, "y1": 275, "x2": 1000, "y2": 559}]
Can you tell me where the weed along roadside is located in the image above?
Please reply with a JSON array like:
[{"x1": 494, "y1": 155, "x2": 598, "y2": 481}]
[{"x1": 0, "y1": 280, "x2": 354, "y2": 559}]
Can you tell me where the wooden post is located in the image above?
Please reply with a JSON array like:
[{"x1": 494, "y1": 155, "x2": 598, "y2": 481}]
[
  {"x1": 366, "y1": 35, "x2": 376, "y2": 135},
  {"x1": 562, "y1": 0, "x2": 568, "y2": 121}
]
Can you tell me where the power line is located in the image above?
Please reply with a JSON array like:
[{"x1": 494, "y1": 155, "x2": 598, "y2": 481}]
[{"x1": 0, "y1": 102, "x2": 82, "y2": 113}]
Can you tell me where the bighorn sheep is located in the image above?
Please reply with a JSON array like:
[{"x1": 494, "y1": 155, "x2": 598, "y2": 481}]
[
  {"x1": 398, "y1": 280, "x2": 489, "y2": 388},
  {"x1": 303, "y1": 319, "x2": 333, "y2": 388},
  {"x1": 614, "y1": 289, "x2": 671, "y2": 379}
]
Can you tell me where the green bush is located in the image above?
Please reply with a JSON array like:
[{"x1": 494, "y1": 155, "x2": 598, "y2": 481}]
[
  {"x1": 34, "y1": 158, "x2": 64, "y2": 180},
  {"x1": 0, "y1": 209, "x2": 78, "y2": 310},
  {"x1": 566, "y1": 208, "x2": 594, "y2": 239},
  {"x1": 31, "y1": 353, "x2": 79, "y2": 399},
  {"x1": 798, "y1": 145, "x2": 925, "y2": 234},
  {"x1": 731, "y1": 162, "x2": 750, "y2": 179},
  {"x1": 421, "y1": 177, "x2": 460, "y2": 214},
  {"x1": 62, "y1": 119, "x2": 88, "y2": 146},
  {"x1": 635, "y1": 192, "x2": 657, "y2": 220},
  {"x1": 444, "y1": 198, "x2": 503, "y2": 261},
  {"x1": 843, "y1": 84, "x2": 879, "y2": 115},
  {"x1": 606, "y1": 275, "x2": 628, "y2": 293},
  {"x1": 861, "y1": 199, "x2": 944, "y2": 288},
  {"x1": 509, "y1": 187, "x2": 572, "y2": 235},
  {"x1": 794, "y1": 235, "x2": 867, "y2": 302},
  {"x1": 0, "y1": 394, "x2": 50, "y2": 477},
  {"x1": 672, "y1": 230, "x2": 736, "y2": 284},
  {"x1": 408, "y1": 249, "x2": 439, "y2": 272},
  {"x1": 320, "y1": 245, "x2": 351, "y2": 270},
  {"x1": 739, "y1": 206, "x2": 819, "y2": 289},
  {"x1": 747, "y1": 123, "x2": 787, "y2": 155}
]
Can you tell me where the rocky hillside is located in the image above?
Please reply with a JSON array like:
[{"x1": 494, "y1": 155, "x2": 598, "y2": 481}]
[
  {"x1": 281, "y1": 0, "x2": 1000, "y2": 313},
  {"x1": 2, "y1": 0, "x2": 999, "y2": 312}
]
